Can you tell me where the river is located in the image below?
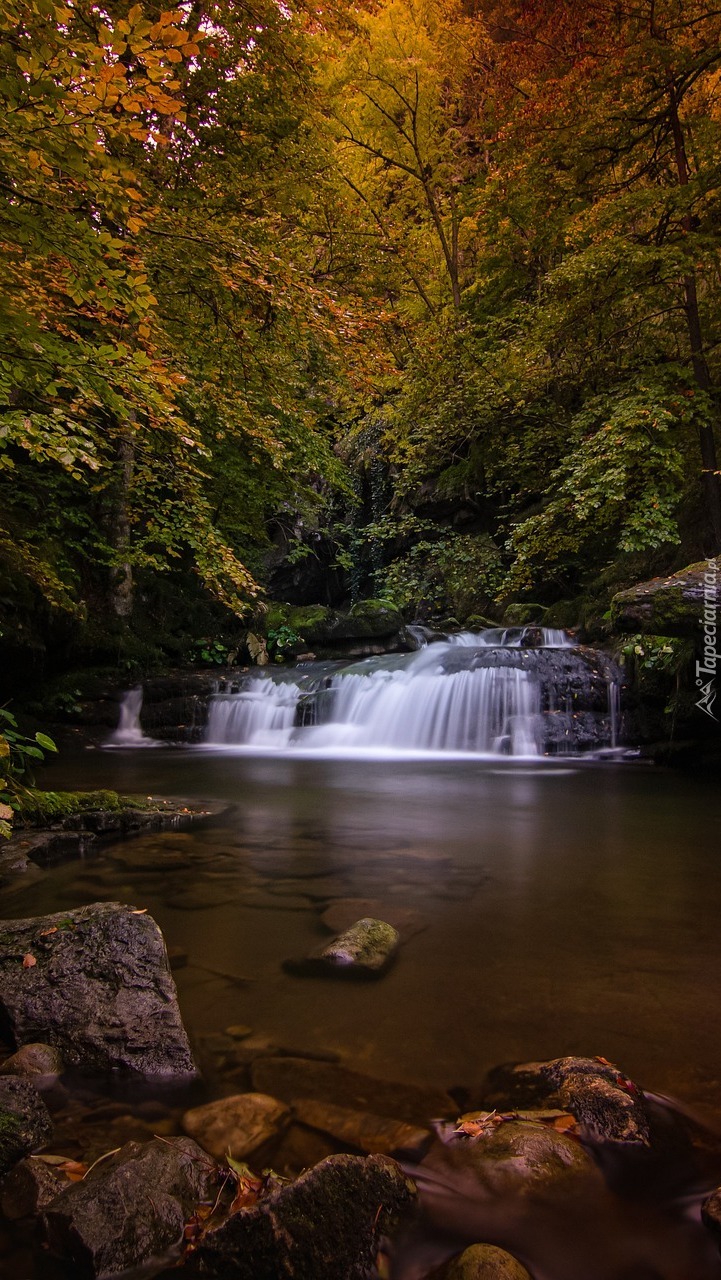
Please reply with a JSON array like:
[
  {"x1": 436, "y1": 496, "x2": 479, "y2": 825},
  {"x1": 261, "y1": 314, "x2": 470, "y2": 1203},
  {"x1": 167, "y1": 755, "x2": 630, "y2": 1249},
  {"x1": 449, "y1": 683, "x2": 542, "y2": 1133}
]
[{"x1": 8, "y1": 747, "x2": 721, "y2": 1126}]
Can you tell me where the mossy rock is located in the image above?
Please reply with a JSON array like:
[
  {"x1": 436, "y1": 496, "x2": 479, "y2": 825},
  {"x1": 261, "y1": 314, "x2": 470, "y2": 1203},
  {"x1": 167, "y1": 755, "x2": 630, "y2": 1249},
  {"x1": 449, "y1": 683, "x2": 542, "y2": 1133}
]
[
  {"x1": 503, "y1": 603, "x2": 547, "y2": 626},
  {"x1": 611, "y1": 562, "x2": 715, "y2": 637},
  {"x1": 18, "y1": 789, "x2": 123, "y2": 824},
  {"x1": 263, "y1": 601, "x2": 403, "y2": 646}
]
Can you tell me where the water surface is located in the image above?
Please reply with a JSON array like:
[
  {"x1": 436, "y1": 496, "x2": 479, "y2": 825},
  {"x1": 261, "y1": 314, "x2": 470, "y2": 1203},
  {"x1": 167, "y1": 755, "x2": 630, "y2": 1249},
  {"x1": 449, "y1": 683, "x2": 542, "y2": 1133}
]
[{"x1": 10, "y1": 749, "x2": 721, "y2": 1123}]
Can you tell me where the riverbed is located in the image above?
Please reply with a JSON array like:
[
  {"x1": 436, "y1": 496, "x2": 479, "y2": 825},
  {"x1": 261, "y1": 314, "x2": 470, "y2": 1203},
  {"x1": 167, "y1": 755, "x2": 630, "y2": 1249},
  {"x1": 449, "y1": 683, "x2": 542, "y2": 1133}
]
[{"x1": 6, "y1": 749, "x2": 721, "y2": 1125}]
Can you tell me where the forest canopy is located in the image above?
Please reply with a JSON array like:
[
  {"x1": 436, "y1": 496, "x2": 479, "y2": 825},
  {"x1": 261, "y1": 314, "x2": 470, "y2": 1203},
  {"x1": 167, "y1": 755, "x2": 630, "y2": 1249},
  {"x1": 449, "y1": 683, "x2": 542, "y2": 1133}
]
[{"x1": 2, "y1": 0, "x2": 721, "y2": 654}]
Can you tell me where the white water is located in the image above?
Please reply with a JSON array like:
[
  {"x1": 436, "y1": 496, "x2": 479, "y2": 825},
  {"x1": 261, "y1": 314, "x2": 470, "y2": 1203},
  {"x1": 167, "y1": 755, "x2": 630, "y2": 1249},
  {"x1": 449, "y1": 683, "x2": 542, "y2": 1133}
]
[
  {"x1": 107, "y1": 687, "x2": 157, "y2": 747},
  {"x1": 204, "y1": 627, "x2": 617, "y2": 759},
  {"x1": 449, "y1": 627, "x2": 573, "y2": 648}
]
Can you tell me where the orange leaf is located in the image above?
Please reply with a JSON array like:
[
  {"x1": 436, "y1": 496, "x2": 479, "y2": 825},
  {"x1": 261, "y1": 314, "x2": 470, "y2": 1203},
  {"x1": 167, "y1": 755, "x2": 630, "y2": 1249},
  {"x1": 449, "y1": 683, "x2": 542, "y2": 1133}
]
[
  {"x1": 58, "y1": 1160, "x2": 88, "y2": 1182},
  {"x1": 22, "y1": 954, "x2": 37, "y2": 968}
]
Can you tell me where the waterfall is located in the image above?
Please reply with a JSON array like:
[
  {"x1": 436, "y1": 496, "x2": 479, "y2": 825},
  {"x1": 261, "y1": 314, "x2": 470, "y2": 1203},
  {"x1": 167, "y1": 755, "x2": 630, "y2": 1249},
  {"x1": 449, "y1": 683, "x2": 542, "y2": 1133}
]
[
  {"x1": 449, "y1": 627, "x2": 573, "y2": 648},
  {"x1": 608, "y1": 678, "x2": 621, "y2": 749},
  {"x1": 108, "y1": 687, "x2": 156, "y2": 747},
  {"x1": 204, "y1": 629, "x2": 624, "y2": 759}
]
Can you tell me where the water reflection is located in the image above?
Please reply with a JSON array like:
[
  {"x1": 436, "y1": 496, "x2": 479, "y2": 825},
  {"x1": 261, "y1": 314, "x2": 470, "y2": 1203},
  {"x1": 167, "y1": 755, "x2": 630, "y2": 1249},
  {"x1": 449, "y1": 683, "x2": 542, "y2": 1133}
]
[{"x1": 11, "y1": 750, "x2": 721, "y2": 1123}]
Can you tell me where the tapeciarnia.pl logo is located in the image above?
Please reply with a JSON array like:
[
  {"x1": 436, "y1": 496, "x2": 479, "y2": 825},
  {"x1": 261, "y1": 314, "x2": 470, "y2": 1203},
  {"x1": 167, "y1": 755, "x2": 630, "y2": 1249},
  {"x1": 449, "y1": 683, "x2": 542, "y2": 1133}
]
[{"x1": 696, "y1": 557, "x2": 719, "y2": 720}]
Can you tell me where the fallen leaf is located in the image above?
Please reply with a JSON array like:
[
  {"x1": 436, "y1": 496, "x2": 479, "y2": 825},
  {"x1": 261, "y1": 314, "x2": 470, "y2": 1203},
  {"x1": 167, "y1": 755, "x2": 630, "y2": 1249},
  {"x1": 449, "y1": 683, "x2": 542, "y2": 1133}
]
[
  {"x1": 22, "y1": 954, "x2": 37, "y2": 968},
  {"x1": 550, "y1": 1113, "x2": 578, "y2": 1134},
  {"x1": 455, "y1": 1110, "x2": 510, "y2": 1138},
  {"x1": 58, "y1": 1160, "x2": 88, "y2": 1182},
  {"x1": 38, "y1": 927, "x2": 58, "y2": 937},
  {"x1": 131, "y1": 908, "x2": 148, "y2": 915}
]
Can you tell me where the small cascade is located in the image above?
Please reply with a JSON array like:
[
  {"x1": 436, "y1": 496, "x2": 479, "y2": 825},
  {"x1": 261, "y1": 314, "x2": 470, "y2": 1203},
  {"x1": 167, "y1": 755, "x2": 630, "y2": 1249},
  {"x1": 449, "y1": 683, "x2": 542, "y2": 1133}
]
[
  {"x1": 608, "y1": 678, "x2": 621, "y2": 749},
  {"x1": 450, "y1": 626, "x2": 573, "y2": 648},
  {"x1": 108, "y1": 687, "x2": 156, "y2": 747},
  {"x1": 204, "y1": 628, "x2": 625, "y2": 759}
]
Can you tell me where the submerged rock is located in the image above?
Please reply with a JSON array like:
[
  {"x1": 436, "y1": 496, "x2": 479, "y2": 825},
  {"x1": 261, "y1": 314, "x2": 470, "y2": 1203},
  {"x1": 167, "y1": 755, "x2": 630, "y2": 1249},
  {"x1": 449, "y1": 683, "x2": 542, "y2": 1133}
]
[
  {"x1": 0, "y1": 1077, "x2": 53, "y2": 1176},
  {"x1": 292, "y1": 1098, "x2": 431, "y2": 1160},
  {"x1": 283, "y1": 917, "x2": 399, "y2": 980},
  {"x1": 320, "y1": 900, "x2": 428, "y2": 942},
  {"x1": 181, "y1": 1152, "x2": 418, "y2": 1280},
  {"x1": 181, "y1": 1093, "x2": 290, "y2": 1160},
  {"x1": 250, "y1": 1057, "x2": 455, "y2": 1127},
  {"x1": 43, "y1": 1136, "x2": 220, "y2": 1278},
  {"x1": 0, "y1": 902, "x2": 195, "y2": 1077}
]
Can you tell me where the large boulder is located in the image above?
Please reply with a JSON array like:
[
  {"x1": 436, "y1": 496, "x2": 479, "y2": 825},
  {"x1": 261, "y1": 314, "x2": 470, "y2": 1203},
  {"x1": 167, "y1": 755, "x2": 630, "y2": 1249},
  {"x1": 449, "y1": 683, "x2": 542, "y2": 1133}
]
[
  {"x1": 265, "y1": 600, "x2": 405, "y2": 650},
  {"x1": 0, "y1": 1077, "x2": 53, "y2": 1175},
  {"x1": 611, "y1": 561, "x2": 716, "y2": 636},
  {"x1": 43, "y1": 1137, "x2": 220, "y2": 1278},
  {"x1": 0, "y1": 903, "x2": 195, "y2": 1077},
  {"x1": 181, "y1": 1152, "x2": 418, "y2": 1280}
]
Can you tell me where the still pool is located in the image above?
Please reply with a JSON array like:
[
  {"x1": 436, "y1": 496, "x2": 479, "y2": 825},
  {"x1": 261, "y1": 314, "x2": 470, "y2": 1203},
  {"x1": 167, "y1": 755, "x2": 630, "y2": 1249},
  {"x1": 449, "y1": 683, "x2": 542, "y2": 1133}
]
[{"x1": 8, "y1": 748, "x2": 721, "y2": 1125}]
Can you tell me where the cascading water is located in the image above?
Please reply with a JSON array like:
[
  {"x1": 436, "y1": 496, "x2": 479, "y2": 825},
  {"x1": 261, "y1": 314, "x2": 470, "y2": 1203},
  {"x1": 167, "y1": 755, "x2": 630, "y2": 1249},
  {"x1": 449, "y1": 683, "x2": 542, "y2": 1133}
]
[
  {"x1": 205, "y1": 628, "x2": 625, "y2": 758},
  {"x1": 108, "y1": 687, "x2": 156, "y2": 747}
]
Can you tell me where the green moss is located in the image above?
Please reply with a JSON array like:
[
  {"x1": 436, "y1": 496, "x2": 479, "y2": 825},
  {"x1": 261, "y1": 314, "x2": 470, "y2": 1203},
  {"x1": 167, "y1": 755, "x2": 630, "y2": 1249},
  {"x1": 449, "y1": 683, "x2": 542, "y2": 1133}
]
[
  {"x1": 503, "y1": 603, "x2": 547, "y2": 626},
  {"x1": 18, "y1": 789, "x2": 123, "y2": 823},
  {"x1": 15, "y1": 789, "x2": 173, "y2": 827},
  {"x1": 349, "y1": 599, "x2": 396, "y2": 620}
]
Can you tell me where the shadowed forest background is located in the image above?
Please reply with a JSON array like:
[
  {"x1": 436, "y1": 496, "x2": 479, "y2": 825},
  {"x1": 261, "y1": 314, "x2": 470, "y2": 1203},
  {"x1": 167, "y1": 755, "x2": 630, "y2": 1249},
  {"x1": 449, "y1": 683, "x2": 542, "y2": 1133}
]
[{"x1": 2, "y1": 0, "x2": 721, "y2": 680}]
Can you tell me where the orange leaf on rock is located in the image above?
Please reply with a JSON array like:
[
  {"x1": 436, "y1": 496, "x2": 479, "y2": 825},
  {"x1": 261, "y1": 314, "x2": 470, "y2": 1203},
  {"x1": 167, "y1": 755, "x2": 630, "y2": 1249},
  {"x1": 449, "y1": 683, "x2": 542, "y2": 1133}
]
[{"x1": 22, "y1": 953, "x2": 37, "y2": 968}]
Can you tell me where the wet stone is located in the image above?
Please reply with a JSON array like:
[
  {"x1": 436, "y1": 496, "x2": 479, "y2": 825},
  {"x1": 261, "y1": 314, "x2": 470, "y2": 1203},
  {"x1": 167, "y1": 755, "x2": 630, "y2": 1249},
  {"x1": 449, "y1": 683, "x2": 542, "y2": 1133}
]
[
  {"x1": 0, "y1": 1078, "x2": 53, "y2": 1175},
  {"x1": 284, "y1": 918, "x2": 399, "y2": 980},
  {"x1": 43, "y1": 1136, "x2": 220, "y2": 1278},
  {"x1": 180, "y1": 1153, "x2": 418, "y2": 1280},
  {"x1": 292, "y1": 1098, "x2": 431, "y2": 1160},
  {"x1": 432, "y1": 1244, "x2": 532, "y2": 1280},
  {"x1": 0, "y1": 1042, "x2": 64, "y2": 1080},
  {"x1": 558, "y1": 1072, "x2": 650, "y2": 1145},
  {"x1": 0, "y1": 902, "x2": 196, "y2": 1078},
  {"x1": 181, "y1": 1093, "x2": 290, "y2": 1160},
  {"x1": 1, "y1": 1155, "x2": 67, "y2": 1219}
]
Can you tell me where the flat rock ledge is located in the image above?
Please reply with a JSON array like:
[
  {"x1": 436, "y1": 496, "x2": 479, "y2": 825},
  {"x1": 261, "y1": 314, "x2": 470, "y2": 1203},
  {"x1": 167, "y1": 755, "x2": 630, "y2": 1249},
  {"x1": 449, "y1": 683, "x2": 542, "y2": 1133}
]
[
  {"x1": 0, "y1": 798, "x2": 213, "y2": 889},
  {"x1": 0, "y1": 902, "x2": 196, "y2": 1077}
]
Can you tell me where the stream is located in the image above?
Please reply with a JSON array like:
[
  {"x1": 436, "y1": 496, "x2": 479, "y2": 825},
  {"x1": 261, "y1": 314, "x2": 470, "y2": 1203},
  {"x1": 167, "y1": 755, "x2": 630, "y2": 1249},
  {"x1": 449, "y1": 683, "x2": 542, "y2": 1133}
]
[{"x1": 9, "y1": 747, "x2": 721, "y2": 1125}]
